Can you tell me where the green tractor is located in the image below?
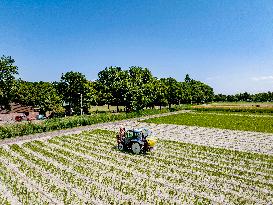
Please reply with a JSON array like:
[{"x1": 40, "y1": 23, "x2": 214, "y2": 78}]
[{"x1": 116, "y1": 127, "x2": 157, "y2": 154}]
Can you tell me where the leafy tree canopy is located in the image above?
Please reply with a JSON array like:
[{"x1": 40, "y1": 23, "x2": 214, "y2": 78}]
[{"x1": 0, "y1": 56, "x2": 18, "y2": 110}]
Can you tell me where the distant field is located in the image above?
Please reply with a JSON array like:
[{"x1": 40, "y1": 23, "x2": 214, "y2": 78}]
[
  {"x1": 88, "y1": 105, "x2": 167, "y2": 113},
  {"x1": 209, "y1": 102, "x2": 273, "y2": 106},
  {"x1": 144, "y1": 111, "x2": 273, "y2": 133},
  {"x1": 191, "y1": 102, "x2": 273, "y2": 114},
  {"x1": 89, "y1": 105, "x2": 126, "y2": 112},
  {"x1": 0, "y1": 129, "x2": 272, "y2": 204},
  {"x1": 196, "y1": 102, "x2": 273, "y2": 108},
  {"x1": 89, "y1": 103, "x2": 273, "y2": 113}
]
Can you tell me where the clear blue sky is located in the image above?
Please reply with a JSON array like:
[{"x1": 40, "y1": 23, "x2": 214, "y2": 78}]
[{"x1": 1, "y1": 0, "x2": 273, "y2": 94}]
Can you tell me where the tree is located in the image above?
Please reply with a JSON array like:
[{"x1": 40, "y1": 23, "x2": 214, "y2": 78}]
[
  {"x1": 13, "y1": 80, "x2": 63, "y2": 114},
  {"x1": 161, "y1": 77, "x2": 180, "y2": 108},
  {"x1": 97, "y1": 66, "x2": 155, "y2": 112},
  {"x1": 34, "y1": 82, "x2": 63, "y2": 114},
  {"x1": 185, "y1": 74, "x2": 191, "y2": 83},
  {"x1": 183, "y1": 74, "x2": 194, "y2": 104},
  {"x1": 85, "y1": 80, "x2": 98, "y2": 111},
  {"x1": 57, "y1": 71, "x2": 88, "y2": 115},
  {"x1": 189, "y1": 81, "x2": 213, "y2": 104},
  {"x1": 153, "y1": 78, "x2": 168, "y2": 109},
  {"x1": 182, "y1": 74, "x2": 214, "y2": 104},
  {"x1": 214, "y1": 94, "x2": 227, "y2": 102},
  {"x1": 13, "y1": 80, "x2": 34, "y2": 106},
  {"x1": 0, "y1": 56, "x2": 18, "y2": 110},
  {"x1": 96, "y1": 66, "x2": 128, "y2": 112},
  {"x1": 125, "y1": 66, "x2": 154, "y2": 111}
]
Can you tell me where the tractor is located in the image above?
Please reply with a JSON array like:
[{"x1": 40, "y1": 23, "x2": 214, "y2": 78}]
[{"x1": 116, "y1": 127, "x2": 157, "y2": 154}]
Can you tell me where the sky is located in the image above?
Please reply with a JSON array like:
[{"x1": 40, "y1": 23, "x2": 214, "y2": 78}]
[{"x1": 0, "y1": 0, "x2": 273, "y2": 94}]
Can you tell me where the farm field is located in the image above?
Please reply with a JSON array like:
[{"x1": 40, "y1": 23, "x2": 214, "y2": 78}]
[
  {"x1": 143, "y1": 111, "x2": 273, "y2": 133},
  {"x1": 88, "y1": 105, "x2": 171, "y2": 113},
  {"x1": 0, "y1": 129, "x2": 272, "y2": 204},
  {"x1": 197, "y1": 102, "x2": 273, "y2": 108},
  {"x1": 89, "y1": 105, "x2": 126, "y2": 113},
  {"x1": 191, "y1": 102, "x2": 273, "y2": 114},
  {"x1": 204, "y1": 102, "x2": 273, "y2": 106}
]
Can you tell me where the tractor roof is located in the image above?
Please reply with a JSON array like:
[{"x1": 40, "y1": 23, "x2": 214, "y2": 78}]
[{"x1": 127, "y1": 127, "x2": 150, "y2": 133}]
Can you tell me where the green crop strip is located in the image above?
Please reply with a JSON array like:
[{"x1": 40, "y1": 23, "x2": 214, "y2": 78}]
[{"x1": 143, "y1": 112, "x2": 273, "y2": 133}]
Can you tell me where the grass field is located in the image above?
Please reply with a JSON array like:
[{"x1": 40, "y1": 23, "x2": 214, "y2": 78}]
[
  {"x1": 0, "y1": 129, "x2": 272, "y2": 204},
  {"x1": 144, "y1": 111, "x2": 273, "y2": 133}
]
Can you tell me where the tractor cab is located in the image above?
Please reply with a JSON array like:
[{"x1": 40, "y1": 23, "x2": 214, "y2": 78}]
[
  {"x1": 117, "y1": 127, "x2": 157, "y2": 154},
  {"x1": 126, "y1": 129, "x2": 142, "y2": 139}
]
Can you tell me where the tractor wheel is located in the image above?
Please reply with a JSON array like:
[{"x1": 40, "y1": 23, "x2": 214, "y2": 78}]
[
  {"x1": 117, "y1": 143, "x2": 124, "y2": 151},
  {"x1": 131, "y1": 143, "x2": 141, "y2": 154}
]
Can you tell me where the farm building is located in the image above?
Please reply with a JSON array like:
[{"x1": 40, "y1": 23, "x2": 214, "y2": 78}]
[{"x1": 0, "y1": 103, "x2": 39, "y2": 123}]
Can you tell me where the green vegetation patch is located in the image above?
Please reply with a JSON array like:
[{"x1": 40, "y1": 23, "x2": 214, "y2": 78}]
[{"x1": 144, "y1": 111, "x2": 273, "y2": 133}]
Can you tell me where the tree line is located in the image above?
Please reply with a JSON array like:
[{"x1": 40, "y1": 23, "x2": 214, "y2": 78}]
[
  {"x1": 4, "y1": 55, "x2": 271, "y2": 116},
  {"x1": 0, "y1": 56, "x2": 214, "y2": 115},
  {"x1": 214, "y1": 92, "x2": 273, "y2": 103}
]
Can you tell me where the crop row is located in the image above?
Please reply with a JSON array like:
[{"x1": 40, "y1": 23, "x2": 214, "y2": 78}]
[
  {"x1": 45, "y1": 131, "x2": 272, "y2": 204},
  {"x1": 0, "y1": 189, "x2": 11, "y2": 205},
  {"x1": 8, "y1": 144, "x2": 123, "y2": 204},
  {"x1": 23, "y1": 140, "x2": 206, "y2": 204},
  {"x1": 79, "y1": 133, "x2": 273, "y2": 199},
  {"x1": 0, "y1": 152, "x2": 51, "y2": 205},
  {"x1": 0, "y1": 146, "x2": 87, "y2": 204},
  {"x1": 0, "y1": 129, "x2": 272, "y2": 204}
]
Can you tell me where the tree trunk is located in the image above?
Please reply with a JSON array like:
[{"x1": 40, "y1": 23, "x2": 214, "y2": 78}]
[
  {"x1": 117, "y1": 105, "x2": 119, "y2": 113},
  {"x1": 160, "y1": 105, "x2": 162, "y2": 110},
  {"x1": 108, "y1": 104, "x2": 110, "y2": 109}
]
